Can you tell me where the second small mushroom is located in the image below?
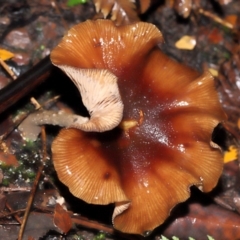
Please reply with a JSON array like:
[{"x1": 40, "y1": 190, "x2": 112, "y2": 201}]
[{"x1": 49, "y1": 20, "x2": 226, "y2": 235}]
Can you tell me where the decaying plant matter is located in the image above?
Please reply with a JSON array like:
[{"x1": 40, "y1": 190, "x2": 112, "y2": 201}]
[{"x1": 93, "y1": 0, "x2": 151, "y2": 25}]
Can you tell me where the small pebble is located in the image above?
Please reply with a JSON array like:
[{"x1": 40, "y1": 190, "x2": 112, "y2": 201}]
[{"x1": 4, "y1": 28, "x2": 31, "y2": 49}]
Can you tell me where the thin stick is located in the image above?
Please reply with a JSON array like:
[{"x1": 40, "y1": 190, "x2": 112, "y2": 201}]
[
  {"x1": 0, "y1": 58, "x2": 17, "y2": 80},
  {"x1": 34, "y1": 95, "x2": 60, "y2": 110},
  {"x1": 5, "y1": 202, "x2": 22, "y2": 224},
  {"x1": 30, "y1": 97, "x2": 42, "y2": 109},
  {"x1": 17, "y1": 165, "x2": 44, "y2": 239},
  {"x1": 0, "y1": 209, "x2": 25, "y2": 219},
  {"x1": 0, "y1": 187, "x2": 31, "y2": 192},
  {"x1": 71, "y1": 216, "x2": 114, "y2": 234},
  {"x1": 199, "y1": 8, "x2": 234, "y2": 29},
  {"x1": 17, "y1": 127, "x2": 47, "y2": 240},
  {"x1": 41, "y1": 126, "x2": 47, "y2": 161}
]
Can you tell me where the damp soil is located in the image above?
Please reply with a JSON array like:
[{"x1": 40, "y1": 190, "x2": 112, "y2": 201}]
[{"x1": 0, "y1": 0, "x2": 240, "y2": 239}]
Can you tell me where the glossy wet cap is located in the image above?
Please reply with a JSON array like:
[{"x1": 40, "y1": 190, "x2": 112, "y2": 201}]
[{"x1": 51, "y1": 19, "x2": 226, "y2": 235}]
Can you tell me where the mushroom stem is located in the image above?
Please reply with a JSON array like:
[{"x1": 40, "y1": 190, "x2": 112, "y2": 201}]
[
  {"x1": 19, "y1": 110, "x2": 89, "y2": 141},
  {"x1": 18, "y1": 68, "x2": 124, "y2": 141}
]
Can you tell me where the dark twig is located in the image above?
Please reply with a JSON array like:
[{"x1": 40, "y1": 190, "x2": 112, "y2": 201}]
[
  {"x1": 198, "y1": 8, "x2": 234, "y2": 29},
  {"x1": 0, "y1": 209, "x2": 25, "y2": 219},
  {"x1": 0, "y1": 56, "x2": 52, "y2": 115},
  {"x1": 17, "y1": 166, "x2": 44, "y2": 239},
  {"x1": 5, "y1": 202, "x2": 22, "y2": 224},
  {"x1": 17, "y1": 126, "x2": 47, "y2": 240},
  {"x1": 71, "y1": 215, "x2": 114, "y2": 234},
  {"x1": 0, "y1": 58, "x2": 17, "y2": 80}
]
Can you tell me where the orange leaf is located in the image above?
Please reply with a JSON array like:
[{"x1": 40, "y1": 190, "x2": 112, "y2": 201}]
[
  {"x1": 224, "y1": 146, "x2": 238, "y2": 163},
  {"x1": 0, "y1": 49, "x2": 14, "y2": 61},
  {"x1": 224, "y1": 15, "x2": 237, "y2": 27},
  {"x1": 0, "y1": 152, "x2": 19, "y2": 167},
  {"x1": 53, "y1": 203, "x2": 72, "y2": 234},
  {"x1": 208, "y1": 28, "x2": 223, "y2": 44}
]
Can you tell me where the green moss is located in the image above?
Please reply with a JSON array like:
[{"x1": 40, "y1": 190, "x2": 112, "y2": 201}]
[
  {"x1": 223, "y1": 51, "x2": 231, "y2": 60},
  {"x1": 23, "y1": 139, "x2": 38, "y2": 150},
  {"x1": 67, "y1": 0, "x2": 88, "y2": 7},
  {"x1": 71, "y1": 235, "x2": 85, "y2": 240},
  {"x1": 93, "y1": 232, "x2": 106, "y2": 240},
  {"x1": 0, "y1": 161, "x2": 9, "y2": 170},
  {"x1": 0, "y1": 139, "x2": 42, "y2": 185},
  {"x1": 12, "y1": 103, "x2": 35, "y2": 119},
  {"x1": 1, "y1": 178, "x2": 10, "y2": 186},
  {"x1": 25, "y1": 169, "x2": 36, "y2": 179}
]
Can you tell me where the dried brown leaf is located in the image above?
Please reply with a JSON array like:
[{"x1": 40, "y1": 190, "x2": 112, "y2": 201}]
[
  {"x1": 163, "y1": 203, "x2": 240, "y2": 239},
  {"x1": 93, "y1": 0, "x2": 139, "y2": 25},
  {"x1": 0, "y1": 152, "x2": 19, "y2": 167},
  {"x1": 53, "y1": 203, "x2": 72, "y2": 234},
  {"x1": 27, "y1": 236, "x2": 35, "y2": 240}
]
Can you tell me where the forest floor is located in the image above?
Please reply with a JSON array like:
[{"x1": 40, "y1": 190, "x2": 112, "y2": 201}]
[{"x1": 0, "y1": 0, "x2": 240, "y2": 239}]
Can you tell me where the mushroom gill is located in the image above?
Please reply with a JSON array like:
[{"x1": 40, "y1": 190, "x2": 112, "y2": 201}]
[{"x1": 51, "y1": 20, "x2": 226, "y2": 235}]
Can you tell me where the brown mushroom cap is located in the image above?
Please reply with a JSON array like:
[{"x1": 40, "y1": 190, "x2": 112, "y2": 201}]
[
  {"x1": 51, "y1": 20, "x2": 226, "y2": 235},
  {"x1": 51, "y1": 20, "x2": 163, "y2": 71}
]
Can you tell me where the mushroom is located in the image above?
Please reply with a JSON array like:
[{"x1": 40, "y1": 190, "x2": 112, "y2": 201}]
[{"x1": 50, "y1": 20, "x2": 226, "y2": 235}]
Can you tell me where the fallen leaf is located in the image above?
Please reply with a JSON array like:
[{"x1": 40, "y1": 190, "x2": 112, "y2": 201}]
[
  {"x1": 162, "y1": 203, "x2": 240, "y2": 239},
  {"x1": 93, "y1": 0, "x2": 139, "y2": 26},
  {"x1": 0, "y1": 152, "x2": 19, "y2": 167},
  {"x1": 175, "y1": 35, "x2": 196, "y2": 50},
  {"x1": 208, "y1": 68, "x2": 219, "y2": 77},
  {"x1": 0, "y1": 49, "x2": 14, "y2": 61},
  {"x1": 224, "y1": 146, "x2": 238, "y2": 163},
  {"x1": 224, "y1": 15, "x2": 237, "y2": 27},
  {"x1": 53, "y1": 203, "x2": 72, "y2": 234},
  {"x1": 207, "y1": 28, "x2": 223, "y2": 44}
]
